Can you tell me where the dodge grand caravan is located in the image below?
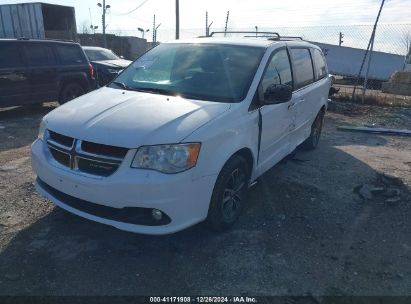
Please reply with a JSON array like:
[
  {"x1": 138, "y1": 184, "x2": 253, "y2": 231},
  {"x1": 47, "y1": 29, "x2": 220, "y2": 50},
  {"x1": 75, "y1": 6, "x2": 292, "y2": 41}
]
[{"x1": 32, "y1": 35, "x2": 331, "y2": 235}]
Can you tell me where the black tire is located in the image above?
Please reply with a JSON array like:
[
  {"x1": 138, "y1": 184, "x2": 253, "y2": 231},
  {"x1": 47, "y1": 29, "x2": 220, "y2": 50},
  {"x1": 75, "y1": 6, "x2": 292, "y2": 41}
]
[
  {"x1": 207, "y1": 155, "x2": 250, "y2": 232},
  {"x1": 59, "y1": 83, "x2": 85, "y2": 104},
  {"x1": 300, "y1": 110, "x2": 325, "y2": 150}
]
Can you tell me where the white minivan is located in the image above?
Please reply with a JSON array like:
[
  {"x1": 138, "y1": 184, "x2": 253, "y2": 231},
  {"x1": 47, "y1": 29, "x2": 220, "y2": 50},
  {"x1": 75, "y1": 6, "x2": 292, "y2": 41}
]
[{"x1": 32, "y1": 34, "x2": 331, "y2": 235}]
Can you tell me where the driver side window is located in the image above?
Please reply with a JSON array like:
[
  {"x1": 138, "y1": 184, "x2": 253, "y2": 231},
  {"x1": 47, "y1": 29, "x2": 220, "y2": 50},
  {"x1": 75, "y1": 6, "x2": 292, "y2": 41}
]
[{"x1": 260, "y1": 49, "x2": 293, "y2": 96}]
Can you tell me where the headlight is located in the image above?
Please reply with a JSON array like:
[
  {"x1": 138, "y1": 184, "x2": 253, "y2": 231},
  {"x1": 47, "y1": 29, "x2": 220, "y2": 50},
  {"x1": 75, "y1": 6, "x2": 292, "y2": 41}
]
[
  {"x1": 131, "y1": 143, "x2": 201, "y2": 174},
  {"x1": 38, "y1": 119, "x2": 46, "y2": 141}
]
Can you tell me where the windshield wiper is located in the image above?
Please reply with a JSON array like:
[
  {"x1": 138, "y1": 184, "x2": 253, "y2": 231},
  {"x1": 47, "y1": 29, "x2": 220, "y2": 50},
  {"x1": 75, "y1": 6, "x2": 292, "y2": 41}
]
[
  {"x1": 132, "y1": 87, "x2": 177, "y2": 96},
  {"x1": 178, "y1": 92, "x2": 207, "y2": 101},
  {"x1": 111, "y1": 82, "x2": 173, "y2": 96},
  {"x1": 111, "y1": 81, "x2": 132, "y2": 90},
  {"x1": 110, "y1": 84, "x2": 210, "y2": 101}
]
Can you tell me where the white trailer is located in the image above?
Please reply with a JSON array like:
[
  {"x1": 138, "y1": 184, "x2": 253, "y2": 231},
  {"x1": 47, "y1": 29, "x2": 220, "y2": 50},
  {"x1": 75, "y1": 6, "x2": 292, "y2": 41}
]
[{"x1": 312, "y1": 42, "x2": 406, "y2": 81}]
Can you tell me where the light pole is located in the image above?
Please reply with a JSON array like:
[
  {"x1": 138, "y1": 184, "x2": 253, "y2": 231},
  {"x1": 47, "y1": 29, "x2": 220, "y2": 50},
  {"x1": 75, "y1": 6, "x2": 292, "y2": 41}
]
[
  {"x1": 255, "y1": 26, "x2": 258, "y2": 37},
  {"x1": 138, "y1": 27, "x2": 149, "y2": 39},
  {"x1": 97, "y1": 1, "x2": 110, "y2": 48},
  {"x1": 90, "y1": 25, "x2": 98, "y2": 34}
]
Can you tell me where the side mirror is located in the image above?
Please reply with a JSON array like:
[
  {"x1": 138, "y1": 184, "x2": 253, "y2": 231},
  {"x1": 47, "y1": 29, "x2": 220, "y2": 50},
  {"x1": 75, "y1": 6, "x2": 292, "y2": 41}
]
[{"x1": 263, "y1": 84, "x2": 292, "y2": 104}]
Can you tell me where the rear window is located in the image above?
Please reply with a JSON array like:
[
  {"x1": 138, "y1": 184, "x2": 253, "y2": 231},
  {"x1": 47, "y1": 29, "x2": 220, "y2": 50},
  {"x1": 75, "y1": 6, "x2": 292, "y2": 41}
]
[
  {"x1": 290, "y1": 48, "x2": 314, "y2": 89},
  {"x1": 0, "y1": 43, "x2": 24, "y2": 68},
  {"x1": 25, "y1": 44, "x2": 56, "y2": 67},
  {"x1": 84, "y1": 48, "x2": 119, "y2": 61},
  {"x1": 312, "y1": 48, "x2": 327, "y2": 80},
  {"x1": 55, "y1": 44, "x2": 87, "y2": 65}
]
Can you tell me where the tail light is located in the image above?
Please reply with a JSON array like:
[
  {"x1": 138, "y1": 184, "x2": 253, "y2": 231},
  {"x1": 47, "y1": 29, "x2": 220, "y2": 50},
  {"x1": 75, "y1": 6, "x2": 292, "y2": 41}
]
[{"x1": 89, "y1": 63, "x2": 95, "y2": 80}]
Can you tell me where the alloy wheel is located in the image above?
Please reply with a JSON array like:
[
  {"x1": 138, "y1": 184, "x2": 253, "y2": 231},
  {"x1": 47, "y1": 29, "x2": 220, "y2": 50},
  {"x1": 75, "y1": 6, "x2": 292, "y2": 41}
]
[{"x1": 221, "y1": 167, "x2": 246, "y2": 221}]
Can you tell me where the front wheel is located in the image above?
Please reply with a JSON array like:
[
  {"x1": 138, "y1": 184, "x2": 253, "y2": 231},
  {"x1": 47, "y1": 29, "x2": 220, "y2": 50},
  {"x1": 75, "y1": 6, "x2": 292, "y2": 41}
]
[
  {"x1": 300, "y1": 110, "x2": 325, "y2": 150},
  {"x1": 207, "y1": 155, "x2": 250, "y2": 232}
]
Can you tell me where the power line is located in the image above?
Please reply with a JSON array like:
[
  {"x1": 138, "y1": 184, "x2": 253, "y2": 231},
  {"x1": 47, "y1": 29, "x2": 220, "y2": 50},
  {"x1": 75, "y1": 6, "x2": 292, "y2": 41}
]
[{"x1": 112, "y1": 0, "x2": 150, "y2": 16}]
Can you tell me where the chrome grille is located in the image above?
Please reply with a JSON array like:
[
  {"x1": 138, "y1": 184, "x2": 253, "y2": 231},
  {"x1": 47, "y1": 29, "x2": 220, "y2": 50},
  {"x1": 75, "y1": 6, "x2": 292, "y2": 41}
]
[
  {"x1": 81, "y1": 141, "x2": 128, "y2": 159},
  {"x1": 48, "y1": 130, "x2": 74, "y2": 147},
  {"x1": 46, "y1": 130, "x2": 128, "y2": 177}
]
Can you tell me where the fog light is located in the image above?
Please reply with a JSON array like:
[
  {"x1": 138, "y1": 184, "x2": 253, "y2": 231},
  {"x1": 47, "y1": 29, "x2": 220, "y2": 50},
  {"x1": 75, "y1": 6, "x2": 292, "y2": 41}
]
[{"x1": 152, "y1": 209, "x2": 163, "y2": 221}]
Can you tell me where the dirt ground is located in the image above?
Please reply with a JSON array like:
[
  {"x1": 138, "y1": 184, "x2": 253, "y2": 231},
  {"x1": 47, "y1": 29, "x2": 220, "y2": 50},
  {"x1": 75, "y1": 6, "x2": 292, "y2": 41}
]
[{"x1": 0, "y1": 101, "x2": 410, "y2": 296}]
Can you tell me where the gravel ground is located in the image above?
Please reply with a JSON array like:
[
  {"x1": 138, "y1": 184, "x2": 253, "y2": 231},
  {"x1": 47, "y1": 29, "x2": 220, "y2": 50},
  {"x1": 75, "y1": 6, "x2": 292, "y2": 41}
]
[{"x1": 0, "y1": 101, "x2": 410, "y2": 296}]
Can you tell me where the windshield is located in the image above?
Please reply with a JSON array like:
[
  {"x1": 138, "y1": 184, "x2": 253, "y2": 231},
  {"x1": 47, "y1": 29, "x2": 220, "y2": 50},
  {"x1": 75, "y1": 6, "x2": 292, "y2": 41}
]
[
  {"x1": 84, "y1": 48, "x2": 120, "y2": 61},
  {"x1": 109, "y1": 43, "x2": 265, "y2": 103}
]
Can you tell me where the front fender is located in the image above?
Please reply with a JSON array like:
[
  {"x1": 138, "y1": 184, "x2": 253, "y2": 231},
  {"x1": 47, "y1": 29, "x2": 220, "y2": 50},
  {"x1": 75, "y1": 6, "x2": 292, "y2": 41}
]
[{"x1": 186, "y1": 107, "x2": 260, "y2": 181}]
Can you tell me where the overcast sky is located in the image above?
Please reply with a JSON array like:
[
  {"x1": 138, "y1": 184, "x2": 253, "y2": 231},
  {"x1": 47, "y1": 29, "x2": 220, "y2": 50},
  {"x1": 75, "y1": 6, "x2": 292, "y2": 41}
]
[{"x1": 1, "y1": 0, "x2": 410, "y2": 41}]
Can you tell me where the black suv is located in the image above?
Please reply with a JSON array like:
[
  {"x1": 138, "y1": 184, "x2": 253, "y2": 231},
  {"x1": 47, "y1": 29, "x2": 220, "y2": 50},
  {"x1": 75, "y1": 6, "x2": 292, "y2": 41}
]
[{"x1": 0, "y1": 39, "x2": 95, "y2": 108}]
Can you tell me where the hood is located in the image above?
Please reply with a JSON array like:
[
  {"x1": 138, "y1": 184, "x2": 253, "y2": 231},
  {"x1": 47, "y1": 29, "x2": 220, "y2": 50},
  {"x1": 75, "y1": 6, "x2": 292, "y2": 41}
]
[
  {"x1": 44, "y1": 87, "x2": 230, "y2": 148},
  {"x1": 92, "y1": 59, "x2": 132, "y2": 69}
]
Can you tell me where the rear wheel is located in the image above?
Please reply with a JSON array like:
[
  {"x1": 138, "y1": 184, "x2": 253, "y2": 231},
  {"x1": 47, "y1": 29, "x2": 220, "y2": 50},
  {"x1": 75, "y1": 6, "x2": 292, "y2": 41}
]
[
  {"x1": 59, "y1": 83, "x2": 85, "y2": 104},
  {"x1": 207, "y1": 155, "x2": 250, "y2": 231},
  {"x1": 301, "y1": 110, "x2": 325, "y2": 150}
]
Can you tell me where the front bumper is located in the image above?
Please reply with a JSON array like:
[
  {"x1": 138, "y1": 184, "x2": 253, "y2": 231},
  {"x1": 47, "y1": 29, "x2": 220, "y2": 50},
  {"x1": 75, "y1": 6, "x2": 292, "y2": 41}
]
[{"x1": 31, "y1": 139, "x2": 217, "y2": 235}]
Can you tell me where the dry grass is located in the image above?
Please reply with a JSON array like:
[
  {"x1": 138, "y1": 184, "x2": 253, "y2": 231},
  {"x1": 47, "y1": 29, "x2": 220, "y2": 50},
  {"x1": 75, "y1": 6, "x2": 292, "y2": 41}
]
[{"x1": 332, "y1": 85, "x2": 411, "y2": 107}]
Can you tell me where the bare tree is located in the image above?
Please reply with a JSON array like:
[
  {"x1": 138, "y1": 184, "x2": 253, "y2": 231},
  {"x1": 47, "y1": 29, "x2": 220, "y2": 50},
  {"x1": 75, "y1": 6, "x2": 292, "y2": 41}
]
[
  {"x1": 401, "y1": 29, "x2": 411, "y2": 69},
  {"x1": 81, "y1": 21, "x2": 90, "y2": 35},
  {"x1": 401, "y1": 30, "x2": 411, "y2": 54}
]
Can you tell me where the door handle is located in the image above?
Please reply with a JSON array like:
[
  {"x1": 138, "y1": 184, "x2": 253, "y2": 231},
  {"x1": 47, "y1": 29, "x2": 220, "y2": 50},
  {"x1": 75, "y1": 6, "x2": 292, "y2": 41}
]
[
  {"x1": 288, "y1": 101, "x2": 297, "y2": 109},
  {"x1": 288, "y1": 99, "x2": 304, "y2": 110}
]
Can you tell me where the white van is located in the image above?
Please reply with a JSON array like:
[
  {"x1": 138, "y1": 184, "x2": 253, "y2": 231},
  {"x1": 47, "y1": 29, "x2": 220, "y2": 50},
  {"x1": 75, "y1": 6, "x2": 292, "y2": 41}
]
[{"x1": 32, "y1": 34, "x2": 331, "y2": 235}]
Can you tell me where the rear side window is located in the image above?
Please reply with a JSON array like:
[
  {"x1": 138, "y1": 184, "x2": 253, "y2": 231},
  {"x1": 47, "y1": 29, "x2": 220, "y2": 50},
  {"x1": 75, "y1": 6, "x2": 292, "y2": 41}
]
[
  {"x1": 312, "y1": 48, "x2": 327, "y2": 80},
  {"x1": 0, "y1": 43, "x2": 23, "y2": 68},
  {"x1": 290, "y1": 48, "x2": 314, "y2": 89},
  {"x1": 55, "y1": 44, "x2": 87, "y2": 65},
  {"x1": 25, "y1": 44, "x2": 56, "y2": 67},
  {"x1": 260, "y1": 49, "x2": 293, "y2": 93}
]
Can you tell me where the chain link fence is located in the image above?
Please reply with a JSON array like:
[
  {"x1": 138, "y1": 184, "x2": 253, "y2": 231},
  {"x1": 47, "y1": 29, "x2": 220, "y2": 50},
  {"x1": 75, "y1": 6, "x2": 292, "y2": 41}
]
[{"x1": 107, "y1": 23, "x2": 411, "y2": 105}]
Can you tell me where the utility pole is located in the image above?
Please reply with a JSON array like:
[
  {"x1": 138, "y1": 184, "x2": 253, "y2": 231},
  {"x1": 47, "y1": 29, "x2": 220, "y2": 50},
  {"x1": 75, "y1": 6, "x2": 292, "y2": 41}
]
[
  {"x1": 362, "y1": 30, "x2": 375, "y2": 103},
  {"x1": 339, "y1": 32, "x2": 344, "y2": 46},
  {"x1": 206, "y1": 11, "x2": 208, "y2": 36},
  {"x1": 175, "y1": 0, "x2": 180, "y2": 39},
  {"x1": 153, "y1": 14, "x2": 156, "y2": 42},
  {"x1": 224, "y1": 11, "x2": 230, "y2": 37},
  {"x1": 205, "y1": 11, "x2": 213, "y2": 37},
  {"x1": 102, "y1": 0, "x2": 106, "y2": 46},
  {"x1": 97, "y1": 0, "x2": 110, "y2": 48},
  {"x1": 352, "y1": 0, "x2": 385, "y2": 101}
]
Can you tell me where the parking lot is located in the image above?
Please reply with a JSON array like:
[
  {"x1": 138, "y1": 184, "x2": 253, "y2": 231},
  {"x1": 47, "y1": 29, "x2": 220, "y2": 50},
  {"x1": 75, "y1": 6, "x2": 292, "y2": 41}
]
[{"x1": 0, "y1": 101, "x2": 410, "y2": 296}]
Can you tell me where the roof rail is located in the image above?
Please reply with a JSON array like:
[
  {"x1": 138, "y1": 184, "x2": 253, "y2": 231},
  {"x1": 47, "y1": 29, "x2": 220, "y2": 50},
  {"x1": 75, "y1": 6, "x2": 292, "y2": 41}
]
[
  {"x1": 209, "y1": 31, "x2": 280, "y2": 38},
  {"x1": 205, "y1": 31, "x2": 304, "y2": 41},
  {"x1": 43, "y1": 38, "x2": 75, "y2": 43},
  {"x1": 268, "y1": 36, "x2": 303, "y2": 41},
  {"x1": 17, "y1": 37, "x2": 75, "y2": 43}
]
